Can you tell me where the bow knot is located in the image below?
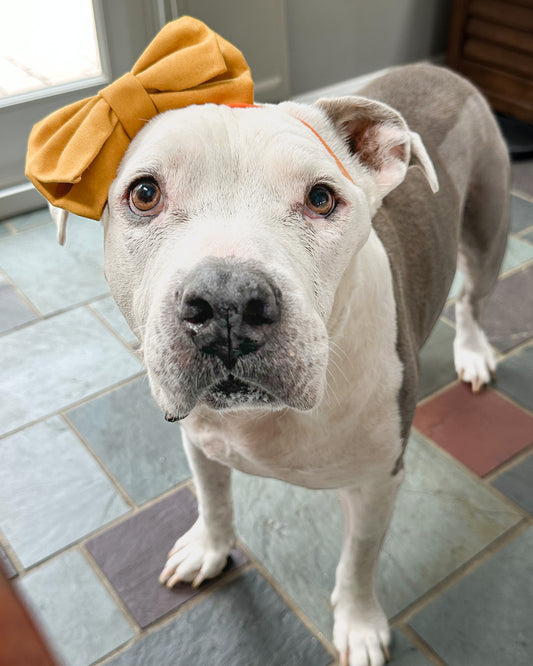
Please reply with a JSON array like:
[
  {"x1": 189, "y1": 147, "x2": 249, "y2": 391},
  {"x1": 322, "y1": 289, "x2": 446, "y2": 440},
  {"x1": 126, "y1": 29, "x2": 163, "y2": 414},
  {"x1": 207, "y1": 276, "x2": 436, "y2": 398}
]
[{"x1": 25, "y1": 16, "x2": 253, "y2": 220}]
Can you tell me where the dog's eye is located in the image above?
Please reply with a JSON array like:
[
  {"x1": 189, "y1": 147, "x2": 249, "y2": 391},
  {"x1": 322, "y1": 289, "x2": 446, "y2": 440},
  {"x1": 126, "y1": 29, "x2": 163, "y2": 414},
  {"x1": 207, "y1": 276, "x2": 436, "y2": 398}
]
[
  {"x1": 129, "y1": 179, "x2": 162, "y2": 214},
  {"x1": 306, "y1": 185, "x2": 336, "y2": 216}
]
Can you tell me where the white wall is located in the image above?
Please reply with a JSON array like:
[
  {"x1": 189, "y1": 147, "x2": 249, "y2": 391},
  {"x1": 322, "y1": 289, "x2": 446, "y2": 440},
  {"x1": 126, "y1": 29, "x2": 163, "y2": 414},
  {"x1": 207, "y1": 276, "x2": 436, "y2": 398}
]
[{"x1": 286, "y1": 0, "x2": 452, "y2": 95}]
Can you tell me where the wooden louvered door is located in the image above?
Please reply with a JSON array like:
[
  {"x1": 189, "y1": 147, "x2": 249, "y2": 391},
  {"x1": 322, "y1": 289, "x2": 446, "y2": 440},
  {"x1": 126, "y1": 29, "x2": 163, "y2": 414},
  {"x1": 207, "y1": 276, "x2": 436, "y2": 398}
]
[{"x1": 447, "y1": 0, "x2": 533, "y2": 123}]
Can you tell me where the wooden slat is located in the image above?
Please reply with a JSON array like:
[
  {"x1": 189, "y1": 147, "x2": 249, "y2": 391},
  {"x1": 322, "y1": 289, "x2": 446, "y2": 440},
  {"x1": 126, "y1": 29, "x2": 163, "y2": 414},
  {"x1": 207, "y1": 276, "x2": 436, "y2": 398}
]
[
  {"x1": 467, "y1": 17, "x2": 533, "y2": 55},
  {"x1": 464, "y1": 37, "x2": 533, "y2": 78},
  {"x1": 460, "y1": 59, "x2": 533, "y2": 121},
  {"x1": 447, "y1": 0, "x2": 471, "y2": 69},
  {"x1": 470, "y1": 0, "x2": 533, "y2": 32}
]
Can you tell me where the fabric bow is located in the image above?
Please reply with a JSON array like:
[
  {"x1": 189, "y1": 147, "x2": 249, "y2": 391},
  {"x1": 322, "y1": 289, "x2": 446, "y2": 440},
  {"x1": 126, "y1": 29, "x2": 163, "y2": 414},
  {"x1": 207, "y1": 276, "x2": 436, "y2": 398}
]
[{"x1": 25, "y1": 16, "x2": 253, "y2": 220}]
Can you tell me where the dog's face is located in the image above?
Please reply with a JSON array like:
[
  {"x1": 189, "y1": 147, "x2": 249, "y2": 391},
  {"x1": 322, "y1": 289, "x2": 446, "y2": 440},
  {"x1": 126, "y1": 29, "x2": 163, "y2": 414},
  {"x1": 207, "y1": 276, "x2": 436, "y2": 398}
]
[{"x1": 101, "y1": 99, "x2": 437, "y2": 420}]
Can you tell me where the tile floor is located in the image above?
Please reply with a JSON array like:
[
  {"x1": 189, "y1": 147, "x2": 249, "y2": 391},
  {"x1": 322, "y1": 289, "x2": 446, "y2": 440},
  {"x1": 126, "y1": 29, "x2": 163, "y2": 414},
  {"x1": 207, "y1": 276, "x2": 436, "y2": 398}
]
[{"x1": 0, "y1": 157, "x2": 532, "y2": 665}]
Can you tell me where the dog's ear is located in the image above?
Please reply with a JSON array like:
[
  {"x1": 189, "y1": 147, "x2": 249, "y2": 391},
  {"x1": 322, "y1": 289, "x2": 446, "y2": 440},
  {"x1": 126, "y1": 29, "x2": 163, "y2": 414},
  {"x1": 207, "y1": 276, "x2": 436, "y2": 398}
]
[
  {"x1": 48, "y1": 203, "x2": 69, "y2": 245},
  {"x1": 315, "y1": 96, "x2": 439, "y2": 198}
]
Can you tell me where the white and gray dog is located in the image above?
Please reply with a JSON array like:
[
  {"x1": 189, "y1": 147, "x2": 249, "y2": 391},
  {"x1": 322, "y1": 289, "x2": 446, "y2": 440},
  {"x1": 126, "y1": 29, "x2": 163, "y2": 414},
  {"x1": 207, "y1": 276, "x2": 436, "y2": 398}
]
[{"x1": 51, "y1": 63, "x2": 509, "y2": 665}]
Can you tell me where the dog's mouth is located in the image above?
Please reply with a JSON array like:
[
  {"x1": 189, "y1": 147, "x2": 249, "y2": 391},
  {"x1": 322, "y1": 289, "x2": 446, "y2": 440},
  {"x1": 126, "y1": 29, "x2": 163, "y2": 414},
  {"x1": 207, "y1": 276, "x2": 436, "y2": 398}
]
[{"x1": 202, "y1": 373, "x2": 277, "y2": 409}]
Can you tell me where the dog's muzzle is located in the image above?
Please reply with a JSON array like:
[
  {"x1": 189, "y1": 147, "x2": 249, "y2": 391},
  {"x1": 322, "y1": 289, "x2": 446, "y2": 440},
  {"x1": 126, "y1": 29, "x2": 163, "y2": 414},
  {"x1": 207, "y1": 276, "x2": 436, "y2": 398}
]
[{"x1": 177, "y1": 258, "x2": 281, "y2": 370}]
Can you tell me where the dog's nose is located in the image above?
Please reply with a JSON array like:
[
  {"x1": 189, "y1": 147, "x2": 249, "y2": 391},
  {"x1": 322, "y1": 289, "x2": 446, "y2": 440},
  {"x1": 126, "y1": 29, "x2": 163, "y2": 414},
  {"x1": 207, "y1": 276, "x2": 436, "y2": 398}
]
[{"x1": 178, "y1": 260, "x2": 280, "y2": 369}]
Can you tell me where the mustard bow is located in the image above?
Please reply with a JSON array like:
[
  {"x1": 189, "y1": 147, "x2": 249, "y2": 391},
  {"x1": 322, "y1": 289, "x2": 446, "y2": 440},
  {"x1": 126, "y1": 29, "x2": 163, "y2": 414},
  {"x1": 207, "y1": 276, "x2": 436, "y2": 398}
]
[{"x1": 25, "y1": 16, "x2": 254, "y2": 220}]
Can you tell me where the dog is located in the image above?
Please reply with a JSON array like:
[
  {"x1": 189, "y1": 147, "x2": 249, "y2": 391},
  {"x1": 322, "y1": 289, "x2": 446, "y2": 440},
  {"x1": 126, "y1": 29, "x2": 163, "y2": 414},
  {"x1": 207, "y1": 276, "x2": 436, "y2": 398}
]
[{"x1": 49, "y1": 63, "x2": 509, "y2": 665}]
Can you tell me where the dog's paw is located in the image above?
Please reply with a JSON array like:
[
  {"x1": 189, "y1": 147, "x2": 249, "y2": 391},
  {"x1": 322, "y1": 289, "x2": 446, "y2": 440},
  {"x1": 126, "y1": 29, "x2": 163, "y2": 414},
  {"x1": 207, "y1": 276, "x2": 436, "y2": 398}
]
[
  {"x1": 454, "y1": 330, "x2": 496, "y2": 393},
  {"x1": 158, "y1": 518, "x2": 235, "y2": 589},
  {"x1": 332, "y1": 600, "x2": 391, "y2": 666}
]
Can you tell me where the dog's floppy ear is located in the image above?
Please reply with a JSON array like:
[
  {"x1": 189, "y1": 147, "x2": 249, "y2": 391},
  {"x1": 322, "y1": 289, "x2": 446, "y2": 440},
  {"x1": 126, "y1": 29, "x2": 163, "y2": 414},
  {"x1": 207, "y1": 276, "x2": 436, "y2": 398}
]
[
  {"x1": 315, "y1": 96, "x2": 438, "y2": 198},
  {"x1": 48, "y1": 203, "x2": 69, "y2": 245}
]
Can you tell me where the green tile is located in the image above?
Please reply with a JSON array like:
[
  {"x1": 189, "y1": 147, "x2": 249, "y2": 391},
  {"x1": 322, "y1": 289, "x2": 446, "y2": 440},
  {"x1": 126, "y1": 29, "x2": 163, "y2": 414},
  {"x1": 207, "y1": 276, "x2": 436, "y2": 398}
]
[
  {"x1": 447, "y1": 270, "x2": 463, "y2": 301},
  {"x1": 9, "y1": 208, "x2": 52, "y2": 233},
  {"x1": 67, "y1": 377, "x2": 190, "y2": 505},
  {"x1": 0, "y1": 282, "x2": 37, "y2": 334},
  {"x1": 510, "y1": 194, "x2": 533, "y2": 234},
  {"x1": 390, "y1": 630, "x2": 432, "y2": 666},
  {"x1": 501, "y1": 236, "x2": 533, "y2": 274},
  {"x1": 0, "y1": 417, "x2": 130, "y2": 567},
  {"x1": 0, "y1": 215, "x2": 108, "y2": 315},
  {"x1": 0, "y1": 222, "x2": 11, "y2": 237},
  {"x1": 90, "y1": 296, "x2": 139, "y2": 346},
  {"x1": 418, "y1": 319, "x2": 456, "y2": 399},
  {"x1": 492, "y1": 453, "x2": 533, "y2": 515},
  {"x1": 232, "y1": 432, "x2": 521, "y2": 637},
  {"x1": 107, "y1": 569, "x2": 331, "y2": 666},
  {"x1": 18, "y1": 550, "x2": 134, "y2": 666},
  {"x1": 495, "y1": 344, "x2": 533, "y2": 412},
  {"x1": 0, "y1": 307, "x2": 142, "y2": 435},
  {"x1": 410, "y1": 527, "x2": 533, "y2": 665}
]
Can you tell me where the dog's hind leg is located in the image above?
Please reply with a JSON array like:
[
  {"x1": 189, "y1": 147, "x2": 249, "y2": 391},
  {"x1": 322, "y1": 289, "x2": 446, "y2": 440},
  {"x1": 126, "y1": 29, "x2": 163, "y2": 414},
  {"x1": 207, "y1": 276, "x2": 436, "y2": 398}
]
[
  {"x1": 454, "y1": 133, "x2": 510, "y2": 392},
  {"x1": 159, "y1": 430, "x2": 235, "y2": 588},
  {"x1": 332, "y1": 471, "x2": 403, "y2": 666}
]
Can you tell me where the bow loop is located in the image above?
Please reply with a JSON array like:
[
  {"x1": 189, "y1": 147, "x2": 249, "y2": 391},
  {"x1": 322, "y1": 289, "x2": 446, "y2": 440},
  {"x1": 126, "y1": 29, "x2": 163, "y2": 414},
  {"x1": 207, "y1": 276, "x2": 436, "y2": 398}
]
[{"x1": 25, "y1": 16, "x2": 253, "y2": 220}]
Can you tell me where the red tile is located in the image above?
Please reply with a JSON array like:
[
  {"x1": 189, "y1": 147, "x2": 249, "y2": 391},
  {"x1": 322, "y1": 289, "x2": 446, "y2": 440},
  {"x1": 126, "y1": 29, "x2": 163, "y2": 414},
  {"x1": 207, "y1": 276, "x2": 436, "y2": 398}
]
[{"x1": 414, "y1": 383, "x2": 533, "y2": 476}]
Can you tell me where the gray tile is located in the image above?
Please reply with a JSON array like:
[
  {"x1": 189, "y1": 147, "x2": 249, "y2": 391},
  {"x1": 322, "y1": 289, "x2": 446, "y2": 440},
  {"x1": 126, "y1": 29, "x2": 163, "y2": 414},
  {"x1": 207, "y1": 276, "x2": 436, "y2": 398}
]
[
  {"x1": 9, "y1": 208, "x2": 53, "y2": 233},
  {"x1": 0, "y1": 544, "x2": 17, "y2": 579},
  {"x1": 0, "y1": 417, "x2": 130, "y2": 567},
  {"x1": 0, "y1": 216, "x2": 108, "y2": 315},
  {"x1": 523, "y1": 228, "x2": 533, "y2": 244},
  {"x1": 495, "y1": 344, "x2": 533, "y2": 412},
  {"x1": 492, "y1": 453, "x2": 533, "y2": 515},
  {"x1": 390, "y1": 630, "x2": 432, "y2": 666},
  {"x1": 86, "y1": 488, "x2": 246, "y2": 628},
  {"x1": 410, "y1": 527, "x2": 533, "y2": 665},
  {"x1": 0, "y1": 282, "x2": 37, "y2": 333},
  {"x1": 444, "y1": 264, "x2": 533, "y2": 353},
  {"x1": 512, "y1": 158, "x2": 533, "y2": 199},
  {"x1": 17, "y1": 549, "x2": 134, "y2": 666},
  {"x1": 501, "y1": 236, "x2": 533, "y2": 273},
  {"x1": 107, "y1": 568, "x2": 331, "y2": 666},
  {"x1": 232, "y1": 432, "x2": 521, "y2": 637},
  {"x1": 447, "y1": 270, "x2": 463, "y2": 301},
  {"x1": 0, "y1": 222, "x2": 11, "y2": 237},
  {"x1": 0, "y1": 307, "x2": 142, "y2": 435},
  {"x1": 90, "y1": 296, "x2": 139, "y2": 345},
  {"x1": 418, "y1": 319, "x2": 456, "y2": 399},
  {"x1": 67, "y1": 377, "x2": 190, "y2": 505},
  {"x1": 511, "y1": 195, "x2": 533, "y2": 234}
]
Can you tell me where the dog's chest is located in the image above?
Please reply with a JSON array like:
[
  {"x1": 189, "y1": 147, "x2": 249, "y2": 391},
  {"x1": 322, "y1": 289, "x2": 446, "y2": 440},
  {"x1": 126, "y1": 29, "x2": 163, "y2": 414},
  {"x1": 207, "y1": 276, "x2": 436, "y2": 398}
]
[{"x1": 183, "y1": 394, "x2": 402, "y2": 489}]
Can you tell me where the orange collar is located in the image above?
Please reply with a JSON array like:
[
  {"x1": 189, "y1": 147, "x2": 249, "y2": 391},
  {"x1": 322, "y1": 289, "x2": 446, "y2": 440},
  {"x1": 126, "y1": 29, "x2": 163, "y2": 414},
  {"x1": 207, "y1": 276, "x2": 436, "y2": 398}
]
[{"x1": 226, "y1": 103, "x2": 354, "y2": 184}]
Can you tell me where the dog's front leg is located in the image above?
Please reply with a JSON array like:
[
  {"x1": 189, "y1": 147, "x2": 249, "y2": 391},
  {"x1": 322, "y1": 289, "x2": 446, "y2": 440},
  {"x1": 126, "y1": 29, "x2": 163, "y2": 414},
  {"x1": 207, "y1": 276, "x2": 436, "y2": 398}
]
[
  {"x1": 332, "y1": 471, "x2": 403, "y2": 666},
  {"x1": 159, "y1": 430, "x2": 235, "y2": 588}
]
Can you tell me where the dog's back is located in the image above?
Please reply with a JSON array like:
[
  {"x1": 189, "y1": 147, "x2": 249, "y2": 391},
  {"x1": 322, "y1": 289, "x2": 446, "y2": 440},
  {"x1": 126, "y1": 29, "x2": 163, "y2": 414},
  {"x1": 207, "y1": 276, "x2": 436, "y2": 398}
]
[{"x1": 359, "y1": 63, "x2": 510, "y2": 439}]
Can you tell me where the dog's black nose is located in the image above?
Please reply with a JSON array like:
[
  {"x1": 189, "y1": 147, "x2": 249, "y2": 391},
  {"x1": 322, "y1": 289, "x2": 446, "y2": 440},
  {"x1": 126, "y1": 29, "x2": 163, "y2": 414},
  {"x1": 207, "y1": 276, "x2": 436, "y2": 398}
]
[{"x1": 178, "y1": 259, "x2": 280, "y2": 369}]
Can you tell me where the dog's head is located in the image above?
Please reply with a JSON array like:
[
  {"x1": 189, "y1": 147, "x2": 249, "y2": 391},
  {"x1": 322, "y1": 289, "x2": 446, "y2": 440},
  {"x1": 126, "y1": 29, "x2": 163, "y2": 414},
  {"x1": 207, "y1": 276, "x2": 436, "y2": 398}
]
[{"x1": 51, "y1": 97, "x2": 437, "y2": 419}]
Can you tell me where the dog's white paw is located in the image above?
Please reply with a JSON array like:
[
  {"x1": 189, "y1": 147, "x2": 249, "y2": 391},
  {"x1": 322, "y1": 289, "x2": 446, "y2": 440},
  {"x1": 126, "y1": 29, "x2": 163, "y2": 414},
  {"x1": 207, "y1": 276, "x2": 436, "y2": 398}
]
[
  {"x1": 332, "y1": 598, "x2": 391, "y2": 666},
  {"x1": 158, "y1": 518, "x2": 235, "y2": 589},
  {"x1": 453, "y1": 331, "x2": 496, "y2": 393}
]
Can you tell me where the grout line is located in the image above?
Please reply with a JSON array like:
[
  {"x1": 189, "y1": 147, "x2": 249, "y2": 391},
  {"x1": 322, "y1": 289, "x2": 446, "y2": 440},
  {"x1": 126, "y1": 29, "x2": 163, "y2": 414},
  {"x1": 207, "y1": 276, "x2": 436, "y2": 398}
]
[
  {"x1": 393, "y1": 623, "x2": 447, "y2": 665},
  {"x1": 82, "y1": 543, "x2": 141, "y2": 636},
  {"x1": 390, "y1": 519, "x2": 530, "y2": 626},
  {"x1": 61, "y1": 413, "x2": 137, "y2": 510},
  {"x1": 511, "y1": 187, "x2": 533, "y2": 204},
  {"x1": 484, "y1": 440, "x2": 533, "y2": 483},
  {"x1": 0, "y1": 528, "x2": 24, "y2": 576},
  {"x1": 92, "y1": 562, "x2": 257, "y2": 665},
  {"x1": 411, "y1": 425, "x2": 533, "y2": 521},
  {"x1": 0, "y1": 370, "x2": 147, "y2": 443},
  {"x1": 87, "y1": 301, "x2": 141, "y2": 355},
  {"x1": 233, "y1": 540, "x2": 338, "y2": 660}
]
